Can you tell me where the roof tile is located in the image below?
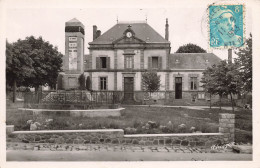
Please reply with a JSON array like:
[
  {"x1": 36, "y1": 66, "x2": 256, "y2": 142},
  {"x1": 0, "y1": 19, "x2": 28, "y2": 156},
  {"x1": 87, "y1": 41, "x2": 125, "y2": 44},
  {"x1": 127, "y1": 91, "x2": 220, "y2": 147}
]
[
  {"x1": 170, "y1": 53, "x2": 221, "y2": 69},
  {"x1": 89, "y1": 23, "x2": 169, "y2": 44}
]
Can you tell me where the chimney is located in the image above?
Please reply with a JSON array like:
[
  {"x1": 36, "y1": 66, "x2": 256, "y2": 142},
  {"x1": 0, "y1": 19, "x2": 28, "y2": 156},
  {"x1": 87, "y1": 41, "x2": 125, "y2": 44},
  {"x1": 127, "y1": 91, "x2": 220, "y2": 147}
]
[
  {"x1": 93, "y1": 25, "x2": 97, "y2": 40},
  {"x1": 165, "y1": 18, "x2": 169, "y2": 41},
  {"x1": 228, "y1": 49, "x2": 232, "y2": 64},
  {"x1": 96, "y1": 30, "x2": 101, "y2": 38}
]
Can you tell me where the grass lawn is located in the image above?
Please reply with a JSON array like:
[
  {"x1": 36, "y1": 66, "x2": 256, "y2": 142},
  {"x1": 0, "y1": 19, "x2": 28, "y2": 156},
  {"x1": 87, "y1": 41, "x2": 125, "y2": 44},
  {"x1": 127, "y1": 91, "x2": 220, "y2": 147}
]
[{"x1": 6, "y1": 105, "x2": 252, "y2": 144}]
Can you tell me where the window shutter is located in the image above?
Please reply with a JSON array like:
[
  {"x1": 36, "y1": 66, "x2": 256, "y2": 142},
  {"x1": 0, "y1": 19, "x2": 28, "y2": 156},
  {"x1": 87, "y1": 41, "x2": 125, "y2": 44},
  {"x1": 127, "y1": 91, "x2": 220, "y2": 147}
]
[
  {"x1": 107, "y1": 57, "x2": 110, "y2": 69},
  {"x1": 96, "y1": 57, "x2": 100, "y2": 69},
  {"x1": 85, "y1": 62, "x2": 88, "y2": 70},
  {"x1": 124, "y1": 56, "x2": 126, "y2": 69},
  {"x1": 196, "y1": 77, "x2": 198, "y2": 90},
  {"x1": 188, "y1": 77, "x2": 191, "y2": 90},
  {"x1": 148, "y1": 57, "x2": 152, "y2": 69},
  {"x1": 106, "y1": 77, "x2": 108, "y2": 90},
  {"x1": 132, "y1": 56, "x2": 134, "y2": 69},
  {"x1": 98, "y1": 77, "x2": 101, "y2": 90},
  {"x1": 159, "y1": 57, "x2": 162, "y2": 69}
]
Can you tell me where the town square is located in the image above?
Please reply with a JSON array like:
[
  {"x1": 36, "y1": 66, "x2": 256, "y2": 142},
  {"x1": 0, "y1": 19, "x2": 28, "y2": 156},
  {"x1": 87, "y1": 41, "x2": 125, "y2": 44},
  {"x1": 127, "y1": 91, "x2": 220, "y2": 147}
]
[{"x1": 1, "y1": 0, "x2": 260, "y2": 167}]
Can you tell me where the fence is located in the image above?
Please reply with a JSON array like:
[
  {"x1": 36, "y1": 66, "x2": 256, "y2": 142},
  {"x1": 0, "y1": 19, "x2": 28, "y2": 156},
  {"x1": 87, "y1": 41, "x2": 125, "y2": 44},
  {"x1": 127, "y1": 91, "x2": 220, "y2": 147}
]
[
  {"x1": 24, "y1": 90, "x2": 124, "y2": 108},
  {"x1": 6, "y1": 91, "x2": 27, "y2": 101},
  {"x1": 10, "y1": 90, "x2": 239, "y2": 107}
]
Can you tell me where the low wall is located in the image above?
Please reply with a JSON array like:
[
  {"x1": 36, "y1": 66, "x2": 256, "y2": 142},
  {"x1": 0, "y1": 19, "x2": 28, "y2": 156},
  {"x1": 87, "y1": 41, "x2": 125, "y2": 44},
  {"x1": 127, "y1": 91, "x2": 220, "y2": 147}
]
[
  {"x1": 7, "y1": 113, "x2": 235, "y2": 147},
  {"x1": 18, "y1": 108, "x2": 125, "y2": 118},
  {"x1": 10, "y1": 129, "x2": 224, "y2": 147}
]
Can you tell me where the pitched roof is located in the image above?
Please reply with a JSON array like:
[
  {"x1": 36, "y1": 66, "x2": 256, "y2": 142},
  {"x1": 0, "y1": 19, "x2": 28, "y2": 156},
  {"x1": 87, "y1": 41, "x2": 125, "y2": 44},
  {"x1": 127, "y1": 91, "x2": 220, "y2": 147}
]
[
  {"x1": 65, "y1": 18, "x2": 85, "y2": 28},
  {"x1": 170, "y1": 53, "x2": 221, "y2": 69},
  {"x1": 89, "y1": 22, "x2": 169, "y2": 45},
  {"x1": 67, "y1": 18, "x2": 81, "y2": 23}
]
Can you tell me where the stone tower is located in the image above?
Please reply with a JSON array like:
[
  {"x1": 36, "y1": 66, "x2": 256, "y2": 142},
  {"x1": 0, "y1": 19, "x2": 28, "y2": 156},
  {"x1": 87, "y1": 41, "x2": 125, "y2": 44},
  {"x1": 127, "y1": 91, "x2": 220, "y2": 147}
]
[{"x1": 62, "y1": 18, "x2": 85, "y2": 89}]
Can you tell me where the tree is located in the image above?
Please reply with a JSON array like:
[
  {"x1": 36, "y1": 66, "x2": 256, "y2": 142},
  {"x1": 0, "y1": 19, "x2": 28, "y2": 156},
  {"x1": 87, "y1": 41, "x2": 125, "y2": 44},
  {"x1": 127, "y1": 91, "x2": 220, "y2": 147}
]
[
  {"x1": 21, "y1": 36, "x2": 63, "y2": 91},
  {"x1": 201, "y1": 66, "x2": 215, "y2": 109},
  {"x1": 6, "y1": 36, "x2": 63, "y2": 101},
  {"x1": 78, "y1": 74, "x2": 86, "y2": 90},
  {"x1": 86, "y1": 76, "x2": 92, "y2": 91},
  {"x1": 57, "y1": 74, "x2": 63, "y2": 90},
  {"x1": 235, "y1": 34, "x2": 252, "y2": 93},
  {"x1": 201, "y1": 60, "x2": 242, "y2": 112},
  {"x1": 142, "y1": 71, "x2": 161, "y2": 96},
  {"x1": 6, "y1": 40, "x2": 35, "y2": 102},
  {"x1": 176, "y1": 43, "x2": 206, "y2": 53}
]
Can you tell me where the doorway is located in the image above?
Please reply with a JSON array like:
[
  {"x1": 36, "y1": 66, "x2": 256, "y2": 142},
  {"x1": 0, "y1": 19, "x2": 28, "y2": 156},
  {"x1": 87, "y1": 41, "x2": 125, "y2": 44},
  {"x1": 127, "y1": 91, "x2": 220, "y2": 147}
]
[
  {"x1": 175, "y1": 77, "x2": 182, "y2": 99},
  {"x1": 124, "y1": 77, "x2": 134, "y2": 101}
]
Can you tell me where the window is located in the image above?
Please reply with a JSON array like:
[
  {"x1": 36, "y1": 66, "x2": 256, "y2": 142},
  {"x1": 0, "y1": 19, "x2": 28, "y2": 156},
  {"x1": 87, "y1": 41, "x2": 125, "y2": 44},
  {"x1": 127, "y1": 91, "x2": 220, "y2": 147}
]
[
  {"x1": 100, "y1": 77, "x2": 107, "y2": 90},
  {"x1": 190, "y1": 77, "x2": 197, "y2": 90},
  {"x1": 198, "y1": 93, "x2": 205, "y2": 99},
  {"x1": 125, "y1": 56, "x2": 133, "y2": 69},
  {"x1": 96, "y1": 56, "x2": 110, "y2": 69},
  {"x1": 100, "y1": 57, "x2": 107, "y2": 68},
  {"x1": 69, "y1": 37, "x2": 77, "y2": 41},
  {"x1": 152, "y1": 57, "x2": 159, "y2": 68},
  {"x1": 198, "y1": 93, "x2": 204, "y2": 99},
  {"x1": 69, "y1": 43, "x2": 77, "y2": 48}
]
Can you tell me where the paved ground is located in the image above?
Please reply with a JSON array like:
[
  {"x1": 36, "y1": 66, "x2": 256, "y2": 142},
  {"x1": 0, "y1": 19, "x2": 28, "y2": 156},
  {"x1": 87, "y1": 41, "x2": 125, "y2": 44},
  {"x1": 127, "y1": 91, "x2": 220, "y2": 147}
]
[
  {"x1": 6, "y1": 150, "x2": 252, "y2": 161},
  {"x1": 7, "y1": 142, "x2": 211, "y2": 153},
  {"x1": 6, "y1": 142, "x2": 252, "y2": 161}
]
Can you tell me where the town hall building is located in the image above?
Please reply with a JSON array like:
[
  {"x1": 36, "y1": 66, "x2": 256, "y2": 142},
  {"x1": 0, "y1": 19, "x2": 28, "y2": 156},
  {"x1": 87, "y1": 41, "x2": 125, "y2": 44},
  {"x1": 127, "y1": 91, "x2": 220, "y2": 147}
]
[{"x1": 60, "y1": 18, "x2": 221, "y2": 105}]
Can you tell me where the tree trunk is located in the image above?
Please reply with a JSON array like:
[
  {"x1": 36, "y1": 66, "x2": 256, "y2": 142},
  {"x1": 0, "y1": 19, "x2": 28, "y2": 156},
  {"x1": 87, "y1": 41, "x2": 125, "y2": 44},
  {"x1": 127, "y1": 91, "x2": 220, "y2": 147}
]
[
  {"x1": 35, "y1": 85, "x2": 39, "y2": 103},
  {"x1": 209, "y1": 93, "x2": 212, "y2": 109},
  {"x1": 219, "y1": 95, "x2": 222, "y2": 110},
  {"x1": 230, "y1": 93, "x2": 234, "y2": 112},
  {"x1": 12, "y1": 80, "x2": 17, "y2": 103}
]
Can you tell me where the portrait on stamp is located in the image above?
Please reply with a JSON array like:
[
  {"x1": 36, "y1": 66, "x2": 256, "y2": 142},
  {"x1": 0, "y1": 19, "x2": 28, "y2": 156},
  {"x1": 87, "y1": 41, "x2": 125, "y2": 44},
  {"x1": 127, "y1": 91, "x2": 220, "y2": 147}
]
[{"x1": 209, "y1": 5, "x2": 244, "y2": 48}]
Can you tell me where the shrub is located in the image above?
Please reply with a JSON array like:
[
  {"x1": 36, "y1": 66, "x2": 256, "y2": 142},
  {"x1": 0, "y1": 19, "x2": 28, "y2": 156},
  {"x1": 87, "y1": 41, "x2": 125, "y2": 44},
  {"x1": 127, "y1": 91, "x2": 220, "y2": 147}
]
[
  {"x1": 86, "y1": 76, "x2": 92, "y2": 91},
  {"x1": 78, "y1": 74, "x2": 86, "y2": 90},
  {"x1": 57, "y1": 74, "x2": 63, "y2": 90}
]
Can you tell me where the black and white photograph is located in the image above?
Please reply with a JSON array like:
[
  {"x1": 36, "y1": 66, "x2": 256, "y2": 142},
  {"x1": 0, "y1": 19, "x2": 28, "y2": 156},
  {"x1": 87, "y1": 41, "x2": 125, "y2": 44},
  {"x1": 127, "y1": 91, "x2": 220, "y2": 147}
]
[{"x1": 1, "y1": 0, "x2": 260, "y2": 167}]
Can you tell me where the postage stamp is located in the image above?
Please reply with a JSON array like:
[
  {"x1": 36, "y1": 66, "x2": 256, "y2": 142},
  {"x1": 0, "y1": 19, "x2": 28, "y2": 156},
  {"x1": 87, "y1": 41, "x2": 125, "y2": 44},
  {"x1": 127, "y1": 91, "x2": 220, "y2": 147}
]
[{"x1": 208, "y1": 4, "x2": 245, "y2": 49}]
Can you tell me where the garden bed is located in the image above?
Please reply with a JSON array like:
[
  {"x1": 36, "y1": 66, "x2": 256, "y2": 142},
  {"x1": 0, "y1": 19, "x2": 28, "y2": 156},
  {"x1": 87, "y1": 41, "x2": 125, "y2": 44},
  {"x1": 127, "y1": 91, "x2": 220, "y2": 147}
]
[{"x1": 6, "y1": 105, "x2": 252, "y2": 143}]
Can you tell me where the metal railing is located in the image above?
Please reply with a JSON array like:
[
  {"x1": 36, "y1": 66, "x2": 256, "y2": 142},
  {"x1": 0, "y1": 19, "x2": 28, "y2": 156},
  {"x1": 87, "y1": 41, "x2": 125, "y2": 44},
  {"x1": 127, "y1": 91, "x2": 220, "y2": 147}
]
[{"x1": 23, "y1": 90, "x2": 124, "y2": 107}]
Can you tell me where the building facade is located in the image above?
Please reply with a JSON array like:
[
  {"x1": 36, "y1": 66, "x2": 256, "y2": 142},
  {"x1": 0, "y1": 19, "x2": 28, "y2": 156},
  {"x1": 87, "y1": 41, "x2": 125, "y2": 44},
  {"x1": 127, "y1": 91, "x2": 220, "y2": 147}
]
[{"x1": 61, "y1": 18, "x2": 222, "y2": 104}]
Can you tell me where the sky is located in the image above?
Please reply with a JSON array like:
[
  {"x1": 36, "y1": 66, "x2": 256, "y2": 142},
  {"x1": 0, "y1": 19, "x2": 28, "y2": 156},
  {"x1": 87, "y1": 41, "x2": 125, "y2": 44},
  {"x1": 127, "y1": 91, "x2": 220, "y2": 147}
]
[
  {"x1": 2, "y1": 0, "x2": 252, "y2": 60},
  {"x1": 1, "y1": 1, "x2": 260, "y2": 167}
]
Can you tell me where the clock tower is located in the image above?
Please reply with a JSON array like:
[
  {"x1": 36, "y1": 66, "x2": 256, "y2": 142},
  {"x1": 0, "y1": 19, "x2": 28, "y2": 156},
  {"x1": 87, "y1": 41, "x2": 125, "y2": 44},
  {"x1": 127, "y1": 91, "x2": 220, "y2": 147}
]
[{"x1": 62, "y1": 18, "x2": 85, "y2": 89}]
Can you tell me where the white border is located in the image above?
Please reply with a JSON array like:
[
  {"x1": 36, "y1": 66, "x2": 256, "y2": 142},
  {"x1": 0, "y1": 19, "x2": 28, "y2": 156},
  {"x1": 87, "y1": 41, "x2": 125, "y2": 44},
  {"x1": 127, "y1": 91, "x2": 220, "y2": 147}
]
[{"x1": 1, "y1": 0, "x2": 260, "y2": 167}]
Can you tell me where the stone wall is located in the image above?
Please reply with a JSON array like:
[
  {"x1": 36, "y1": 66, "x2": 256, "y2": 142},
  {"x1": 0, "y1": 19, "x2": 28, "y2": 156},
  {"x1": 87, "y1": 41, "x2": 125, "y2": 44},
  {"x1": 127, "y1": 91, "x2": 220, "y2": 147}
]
[
  {"x1": 7, "y1": 113, "x2": 235, "y2": 147},
  {"x1": 12, "y1": 129, "x2": 124, "y2": 144},
  {"x1": 12, "y1": 129, "x2": 224, "y2": 147},
  {"x1": 9, "y1": 130, "x2": 224, "y2": 147},
  {"x1": 122, "y1": 133, "x2": 224, "y2": 147},
  {"x1": 219, "y1": 113, "x2": 235, "y2": 143}
]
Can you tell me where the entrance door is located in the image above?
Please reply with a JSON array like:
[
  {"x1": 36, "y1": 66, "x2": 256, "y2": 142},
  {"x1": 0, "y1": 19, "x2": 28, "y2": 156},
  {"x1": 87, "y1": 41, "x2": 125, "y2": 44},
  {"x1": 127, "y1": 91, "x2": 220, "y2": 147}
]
[
  {"x1": 175, "y1": 77, "x2": 182, "y2": 99},
  {"x1": 124, "y1": 77, "x2": 134, "y2": 101}
]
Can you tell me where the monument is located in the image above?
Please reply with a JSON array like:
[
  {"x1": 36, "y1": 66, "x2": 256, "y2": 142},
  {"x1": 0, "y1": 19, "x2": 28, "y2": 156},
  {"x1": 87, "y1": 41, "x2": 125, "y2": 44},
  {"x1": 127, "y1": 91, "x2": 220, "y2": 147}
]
[{"x1": 61, "y1": 18, "x2": 85, "y2": 89}]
